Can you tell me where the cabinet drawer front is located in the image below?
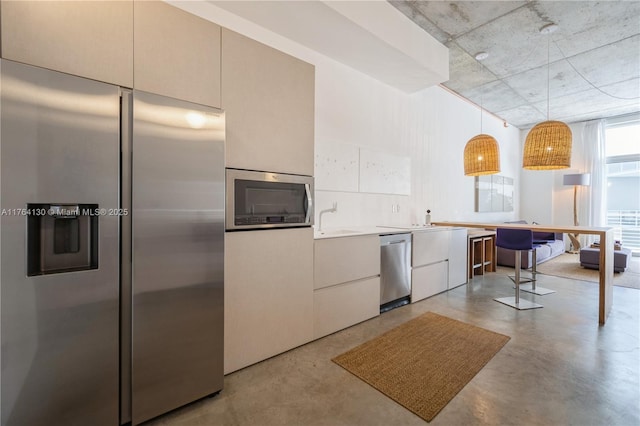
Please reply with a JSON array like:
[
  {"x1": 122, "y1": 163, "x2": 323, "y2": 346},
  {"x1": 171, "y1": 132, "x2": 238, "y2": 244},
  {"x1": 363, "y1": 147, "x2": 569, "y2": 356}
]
[
  {"x1": 313, "y1": 277, "x2": 380, "y2": 339},
  {"x1": 314, "y1": 235, "x2": 380, "y2": 290},
  {"x1": 412, "y1": 230, "x2": 451, "y2": 267},
  {"x1": 411, "y1": 261, "x2": 448, "y2": 303}
]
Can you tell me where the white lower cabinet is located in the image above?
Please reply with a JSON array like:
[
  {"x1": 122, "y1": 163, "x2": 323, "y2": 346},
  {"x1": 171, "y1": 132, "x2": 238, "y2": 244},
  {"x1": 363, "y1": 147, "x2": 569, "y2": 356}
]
[
  {"x1": 411, "y1": 261, "x2": 449, "y2": 302},
  {"x1": 224, "y1": 228, "x2": 314, "y2": 374},
  {"x1": 313, "y1": 277, "x2": 380, "y2": 339},
  {"x1": 412, "y1": 229, "x2": 450, "y2": 267},
  {"x1": 410, "y1": 227, "x2": 466, "y2": 303},
  {"x1": 313, "y1": 235, "x2": 380, "y2": 339},
  {"x1": 225, "y1": 228, "x2": 466, "y2": 373},
  {"x1": 448, "y1": 228, "x2": 468, "y2": 289}
]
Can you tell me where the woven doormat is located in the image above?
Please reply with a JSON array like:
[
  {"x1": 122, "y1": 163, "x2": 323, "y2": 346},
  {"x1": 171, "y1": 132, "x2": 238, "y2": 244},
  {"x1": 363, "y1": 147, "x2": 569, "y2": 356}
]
[{"x1": 332, "y1": 312, "x2": 510, "y2": 422}]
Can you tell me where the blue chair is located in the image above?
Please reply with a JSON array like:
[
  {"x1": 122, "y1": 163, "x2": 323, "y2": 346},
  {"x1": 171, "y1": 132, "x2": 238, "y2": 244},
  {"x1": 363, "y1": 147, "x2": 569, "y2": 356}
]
[
  {"x1": 494, "y1": 228, "x2": 550, "y2": 310},
  {"x1": 500, "y1": 228, "x2": 555, "y2": 296}
]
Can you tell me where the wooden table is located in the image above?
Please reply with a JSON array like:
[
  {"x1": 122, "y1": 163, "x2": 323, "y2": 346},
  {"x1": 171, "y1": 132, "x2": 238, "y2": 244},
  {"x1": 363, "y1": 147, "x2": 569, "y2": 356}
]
[{"x1": 433, "y1": 222, "x2": 615, "y2": 325}]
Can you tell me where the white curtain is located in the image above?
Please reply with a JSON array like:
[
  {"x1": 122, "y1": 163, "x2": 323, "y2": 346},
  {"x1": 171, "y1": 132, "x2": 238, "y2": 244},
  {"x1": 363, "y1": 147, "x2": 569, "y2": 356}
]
[{"x1": 583, "y1": 119, "x2": 606, "y2": 244}]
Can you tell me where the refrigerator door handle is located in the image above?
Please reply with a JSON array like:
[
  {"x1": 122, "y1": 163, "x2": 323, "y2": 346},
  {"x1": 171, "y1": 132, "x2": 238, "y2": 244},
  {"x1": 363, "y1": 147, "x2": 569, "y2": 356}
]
[{"x1": 119, "y1": 88, "x2": 133, "y2": 425}]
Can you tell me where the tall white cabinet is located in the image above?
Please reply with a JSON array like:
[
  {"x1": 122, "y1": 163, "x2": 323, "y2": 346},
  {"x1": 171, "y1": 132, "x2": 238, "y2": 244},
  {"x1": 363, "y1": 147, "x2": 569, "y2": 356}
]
[{"x1": 221, "y1": 30, "x2": 316, "y2": 374}]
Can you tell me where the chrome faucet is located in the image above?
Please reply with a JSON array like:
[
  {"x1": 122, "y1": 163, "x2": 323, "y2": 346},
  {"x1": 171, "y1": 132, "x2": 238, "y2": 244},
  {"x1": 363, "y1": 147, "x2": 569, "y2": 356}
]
[{"x1": 318, "y1": 202, "x2": 337, "y2": 232}]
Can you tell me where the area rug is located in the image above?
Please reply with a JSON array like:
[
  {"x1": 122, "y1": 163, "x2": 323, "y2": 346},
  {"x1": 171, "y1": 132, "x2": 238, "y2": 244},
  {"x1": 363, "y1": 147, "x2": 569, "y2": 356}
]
[
  {"x1": 332, "y1": 312, "x2": 510, "y2": 422},
  {"x1": 535, "y1": 253, "x2": 640, "y2": 289}
]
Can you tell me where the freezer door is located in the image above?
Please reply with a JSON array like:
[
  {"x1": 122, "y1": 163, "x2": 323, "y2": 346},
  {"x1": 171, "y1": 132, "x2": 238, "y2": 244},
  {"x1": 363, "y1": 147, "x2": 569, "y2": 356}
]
[
  {"x1": 0, "y1": 60, "x2": 120, "y2": 426},
  {"x1": 131, "y1": 91, "x2": 225, "y2": 424}
]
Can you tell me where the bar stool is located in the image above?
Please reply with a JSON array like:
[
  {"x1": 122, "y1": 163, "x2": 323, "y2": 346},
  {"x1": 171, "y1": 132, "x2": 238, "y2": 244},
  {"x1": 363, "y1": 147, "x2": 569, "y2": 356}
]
[
  {"x1": 519, "y1": 240, "x2": 556, "y2": 295},
  {"x1": 494, "y1": 228, "x2": 543, "y2": 310}
]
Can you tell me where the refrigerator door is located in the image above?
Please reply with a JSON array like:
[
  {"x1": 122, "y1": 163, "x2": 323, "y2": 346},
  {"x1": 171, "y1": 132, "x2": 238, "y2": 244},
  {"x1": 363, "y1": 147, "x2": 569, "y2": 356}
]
[
  {"x1": 131, "y1": 91, "x2": 225, "y2": 424},
  {"x1": 0, "y1": 60, "x2": 120, "y2": 426}
]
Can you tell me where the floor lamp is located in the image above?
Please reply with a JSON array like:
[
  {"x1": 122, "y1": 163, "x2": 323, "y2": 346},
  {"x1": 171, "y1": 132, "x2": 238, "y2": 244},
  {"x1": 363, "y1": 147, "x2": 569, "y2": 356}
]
[{"x1": 563, "y1": 173, "x2": 591, "y2": 252}]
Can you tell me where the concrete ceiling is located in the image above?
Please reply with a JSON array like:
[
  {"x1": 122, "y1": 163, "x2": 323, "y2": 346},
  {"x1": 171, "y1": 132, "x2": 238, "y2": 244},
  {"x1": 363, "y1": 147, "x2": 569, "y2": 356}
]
[{"x1": 390, "y1": 1, "x2": 640, "y2": 129}]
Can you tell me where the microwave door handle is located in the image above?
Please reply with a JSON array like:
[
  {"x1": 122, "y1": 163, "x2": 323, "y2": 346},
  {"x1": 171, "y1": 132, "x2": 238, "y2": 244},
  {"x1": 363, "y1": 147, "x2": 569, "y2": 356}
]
[{"x1": 304, "y1": 183, "x2": 313, "y2": 224}]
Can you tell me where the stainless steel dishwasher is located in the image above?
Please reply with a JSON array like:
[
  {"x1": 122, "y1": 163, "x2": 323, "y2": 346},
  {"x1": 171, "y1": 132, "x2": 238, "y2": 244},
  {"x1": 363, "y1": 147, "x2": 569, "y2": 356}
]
[{"x1": 380, "y1": 233, "x2": 412, "y2": 312}]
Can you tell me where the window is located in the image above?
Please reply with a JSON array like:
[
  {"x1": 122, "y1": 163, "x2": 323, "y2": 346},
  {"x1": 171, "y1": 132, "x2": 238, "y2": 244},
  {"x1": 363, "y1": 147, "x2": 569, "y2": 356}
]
[{"x1": 605, "y1": 116, "x2": 640, "y2": 254}]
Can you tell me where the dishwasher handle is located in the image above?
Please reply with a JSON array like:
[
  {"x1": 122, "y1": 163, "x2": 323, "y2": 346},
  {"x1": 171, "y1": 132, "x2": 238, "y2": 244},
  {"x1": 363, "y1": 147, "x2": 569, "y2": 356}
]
[
  {"x1": 380, "y1": 233, "x2": 411, "y2": 246},
  {"x1": 384, "y1": 239, "x2": 408, "y2": 245}
]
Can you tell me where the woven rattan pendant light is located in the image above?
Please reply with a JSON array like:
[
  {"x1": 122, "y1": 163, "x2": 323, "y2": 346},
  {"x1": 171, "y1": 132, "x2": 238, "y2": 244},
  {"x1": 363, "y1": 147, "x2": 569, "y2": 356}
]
[
  {"x1": 523, "y1": 23, "x2": 572, "y2": 170},
  {"x1": 464, "y1": 52, "x2": 500, "y2": 176},
  {"x1": 464, "y1": 134, "x2": 500, "y2": 175}
]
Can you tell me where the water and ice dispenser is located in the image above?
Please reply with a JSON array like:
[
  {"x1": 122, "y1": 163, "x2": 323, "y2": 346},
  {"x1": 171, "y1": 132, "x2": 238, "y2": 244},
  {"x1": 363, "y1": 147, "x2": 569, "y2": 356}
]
[{"x1": 27, "y1": 203, "x2": 99, "y2": 275}]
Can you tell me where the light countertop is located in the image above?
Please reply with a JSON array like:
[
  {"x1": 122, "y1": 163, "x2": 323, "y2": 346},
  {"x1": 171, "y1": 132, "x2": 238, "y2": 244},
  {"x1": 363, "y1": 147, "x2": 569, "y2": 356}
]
[{"x1": 313, "y1": 225, "x2": 458, "y2": 239}]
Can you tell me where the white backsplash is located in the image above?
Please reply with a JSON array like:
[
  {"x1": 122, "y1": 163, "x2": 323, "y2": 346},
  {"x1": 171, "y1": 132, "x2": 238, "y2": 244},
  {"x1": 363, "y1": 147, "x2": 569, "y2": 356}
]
[{"x1": 314, "y1": 191, "x2": 412, "y2": 229}]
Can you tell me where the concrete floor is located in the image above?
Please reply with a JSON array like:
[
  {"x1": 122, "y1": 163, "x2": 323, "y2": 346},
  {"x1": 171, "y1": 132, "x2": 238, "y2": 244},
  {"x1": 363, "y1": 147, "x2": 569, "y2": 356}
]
[{"x1": 146, "y1": 271, "x2": 640, "y2": 426}]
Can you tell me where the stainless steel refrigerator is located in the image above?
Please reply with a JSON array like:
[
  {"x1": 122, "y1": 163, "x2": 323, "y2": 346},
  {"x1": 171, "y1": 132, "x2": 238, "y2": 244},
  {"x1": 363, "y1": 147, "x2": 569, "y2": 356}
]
[{"x1": 0, "y1": 59, "x2": 225, "y2": 426}]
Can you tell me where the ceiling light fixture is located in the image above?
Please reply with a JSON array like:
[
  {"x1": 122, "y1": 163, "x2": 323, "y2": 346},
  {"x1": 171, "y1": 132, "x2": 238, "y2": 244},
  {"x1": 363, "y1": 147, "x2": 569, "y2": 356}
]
[
  {"x1": 464, "y1": 52, "x2": 500, "y2": 176},
  {"x1": 523, "y1": 23, "x2": 572, "y2": 170}
]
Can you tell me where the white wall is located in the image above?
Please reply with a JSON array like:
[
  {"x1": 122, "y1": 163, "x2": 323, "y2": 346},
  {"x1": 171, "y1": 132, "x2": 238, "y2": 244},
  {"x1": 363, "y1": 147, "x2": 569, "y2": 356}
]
[
  {"x1": 172, "y1": 1, "x2": 522, "y2": 228},
  {"x1": 519, "y1": 121, "x2": 595, "y2": 250},
  {"x1": 411, "y1": 87, "x2": 521, "y2": 225},
  {"x1": 520, "y1": 121, "x2": 591, "y2": 228},
  {"x1": 314, "y1": 68, "x2": 521, "y2": 228}
]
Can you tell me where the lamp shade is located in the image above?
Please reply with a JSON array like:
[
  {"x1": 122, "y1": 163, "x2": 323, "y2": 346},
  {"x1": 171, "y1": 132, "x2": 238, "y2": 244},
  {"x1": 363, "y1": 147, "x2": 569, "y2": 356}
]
[
  {"x1": 563, "y1": 173, "x2": 591, "y2": 186},
  {"x1": 464, "y1": 134, "x2": 500, "y2": 176},
  {"x1": 523, "y1": 120, "x2": 572, "y2": 170}
]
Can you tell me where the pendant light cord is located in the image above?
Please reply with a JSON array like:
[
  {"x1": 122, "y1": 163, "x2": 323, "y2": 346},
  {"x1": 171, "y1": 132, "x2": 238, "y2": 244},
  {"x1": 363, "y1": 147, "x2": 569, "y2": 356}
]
[
  {"x1": 480, "y1": 61, "x2": 484, "y2": 133},
  {"x1": 546, "y1": 33, "x2": 550, "y2": 120}
]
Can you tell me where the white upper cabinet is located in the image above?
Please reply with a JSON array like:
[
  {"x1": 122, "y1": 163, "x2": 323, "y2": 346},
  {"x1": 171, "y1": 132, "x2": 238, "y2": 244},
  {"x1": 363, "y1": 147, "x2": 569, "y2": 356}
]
[
  {"x1": 0, "y1": 1, "x2": 134, "y2": 87},
  {"x1": 133, "y1": 1, "x2": 221, "y2": 107},
  {"x1": 221, "y1": 29, "x2": 315, "y2": 175}
]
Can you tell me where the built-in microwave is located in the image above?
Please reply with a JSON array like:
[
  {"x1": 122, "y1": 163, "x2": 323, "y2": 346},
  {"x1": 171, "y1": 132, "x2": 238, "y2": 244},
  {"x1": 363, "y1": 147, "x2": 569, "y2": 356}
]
[{"x1": 226, "y1": 168, "x2": 314, "y2": 230}]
